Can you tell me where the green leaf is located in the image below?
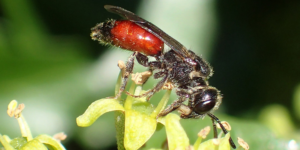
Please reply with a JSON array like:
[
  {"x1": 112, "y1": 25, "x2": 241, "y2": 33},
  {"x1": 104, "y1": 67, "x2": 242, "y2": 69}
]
[
  {"x1": 35, "y1": 134, "x2": 65, "y2": 150},
  {"x1": 124, "y1": 109, "x2": 157, "y2": 150},
  {"x1": 165, "y1": 113, "x2": 189, "y2": 150},
  {"x1": 76, "y1": 98, "x2": 124, "y2": 127}
]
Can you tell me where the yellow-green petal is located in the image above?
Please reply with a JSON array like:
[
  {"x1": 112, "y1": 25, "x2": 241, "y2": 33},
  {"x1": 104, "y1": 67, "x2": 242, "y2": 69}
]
[
  {"x1": 76, "y1": 98, "x2": 124, "y2": 127},
  {"x1": 115, "y1": 111, "x2": 125, "y2": 150},
  {"x1": 19, "y1": 139, "x2": 47, "y2": 150},
  {"x1": 0, "y1": 134, "x2": 15, "y2": 150},
  {"x1": 165, "y1": 113, "x2": 189, "y2": 150},
  {"x1": 9, "y1": 137, "x2": 27, "y2": 149},
  {"x1": 124, "y1": 109, "x2": 157, "y2": 150},
  {"x1": 2, "y1": 135, "x2": 12, "y2": 143},
  {"x1": 35, "y1": 134, "x2": 66, "y2": 150},
  {"x1": 218, "y1": 133, "x2": 231, "y2": 150},
  {"x1": 197, "y1": 138, "x2": 218, "y2": 150},
  {"x1": 157, "y1": 116, "x2": 166, "y2": 125}
]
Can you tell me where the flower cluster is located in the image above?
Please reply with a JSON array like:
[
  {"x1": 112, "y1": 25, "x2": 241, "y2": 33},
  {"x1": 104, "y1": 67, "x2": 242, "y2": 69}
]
[
  {"x1": 76, "y1": 61, "x2": 249, "y2": 150},
  {"x1": 0, "y1": 100, "x2": 66, "y2": 150}
]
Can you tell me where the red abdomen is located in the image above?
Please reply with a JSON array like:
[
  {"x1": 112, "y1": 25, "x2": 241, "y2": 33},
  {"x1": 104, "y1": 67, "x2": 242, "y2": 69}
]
[
  {"x1": 91, "y1": 20, "x2": 164, "y2": 56},
  {"x1": 111, "y1": 20, "x2": 163, "y2": 56}
]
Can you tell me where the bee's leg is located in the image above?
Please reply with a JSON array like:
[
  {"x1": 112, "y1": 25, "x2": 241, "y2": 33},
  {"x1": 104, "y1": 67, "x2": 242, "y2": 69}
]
[
  {"x1": 115, "y1": 52, "x2": 138, "y2": 99},
  {"x1": 157, "y1": 97, "x2": 186, "y2": 118}
]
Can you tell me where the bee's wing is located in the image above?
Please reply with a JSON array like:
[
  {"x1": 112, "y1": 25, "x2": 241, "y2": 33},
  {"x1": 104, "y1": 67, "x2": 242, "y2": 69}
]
[{"x1": 105, "y1": 5, "x2": 190, "y2": 58}]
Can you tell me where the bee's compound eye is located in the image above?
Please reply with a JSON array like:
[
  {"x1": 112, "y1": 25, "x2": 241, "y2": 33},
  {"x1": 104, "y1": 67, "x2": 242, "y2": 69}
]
[
  {"x1": 193, "y1": 89, "x2": 218, "y2": 115},
  {"x1": 194, "y1": 99, "x2": 216, "y2": 115}
]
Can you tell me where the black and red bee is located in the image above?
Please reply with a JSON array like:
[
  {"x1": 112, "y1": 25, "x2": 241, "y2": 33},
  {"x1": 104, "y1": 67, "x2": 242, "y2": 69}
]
[{"x1": 91, "y1": 5, "x2": 236, "y2": 149}]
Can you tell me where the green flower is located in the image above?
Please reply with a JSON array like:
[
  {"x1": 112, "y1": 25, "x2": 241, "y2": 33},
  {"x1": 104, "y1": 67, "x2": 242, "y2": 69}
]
[
  {"x1": 0, "y1": 100, "x2": 66, "y2": 150},
  {"x1": 77, "y1": 69, "x2": 178, "y2": 150},
  {"x1": 77, "y1": 64, "x2": 244, "y2": 150}
]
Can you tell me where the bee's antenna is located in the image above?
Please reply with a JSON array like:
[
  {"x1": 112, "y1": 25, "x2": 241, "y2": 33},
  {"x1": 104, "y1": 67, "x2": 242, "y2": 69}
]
[{"x1": 207, "y1": 113, "x2": 236, "y2": 149}]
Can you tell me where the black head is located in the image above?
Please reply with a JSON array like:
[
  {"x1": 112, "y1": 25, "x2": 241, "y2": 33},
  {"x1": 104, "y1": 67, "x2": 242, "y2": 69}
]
[{"x1": 193, "y1": 88, "x2": 221, "y2": 115}]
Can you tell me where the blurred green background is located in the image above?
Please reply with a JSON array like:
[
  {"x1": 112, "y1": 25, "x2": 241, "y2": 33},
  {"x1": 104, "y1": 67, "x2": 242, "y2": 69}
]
[{"x1": 1, "y1": 0, "x2": 300, "y2": 149}]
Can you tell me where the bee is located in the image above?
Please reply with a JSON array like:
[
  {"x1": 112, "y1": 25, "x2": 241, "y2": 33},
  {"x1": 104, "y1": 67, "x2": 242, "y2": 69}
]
[{"x1": 91, "y1": 5, "x2": 236, "y2": 149}]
